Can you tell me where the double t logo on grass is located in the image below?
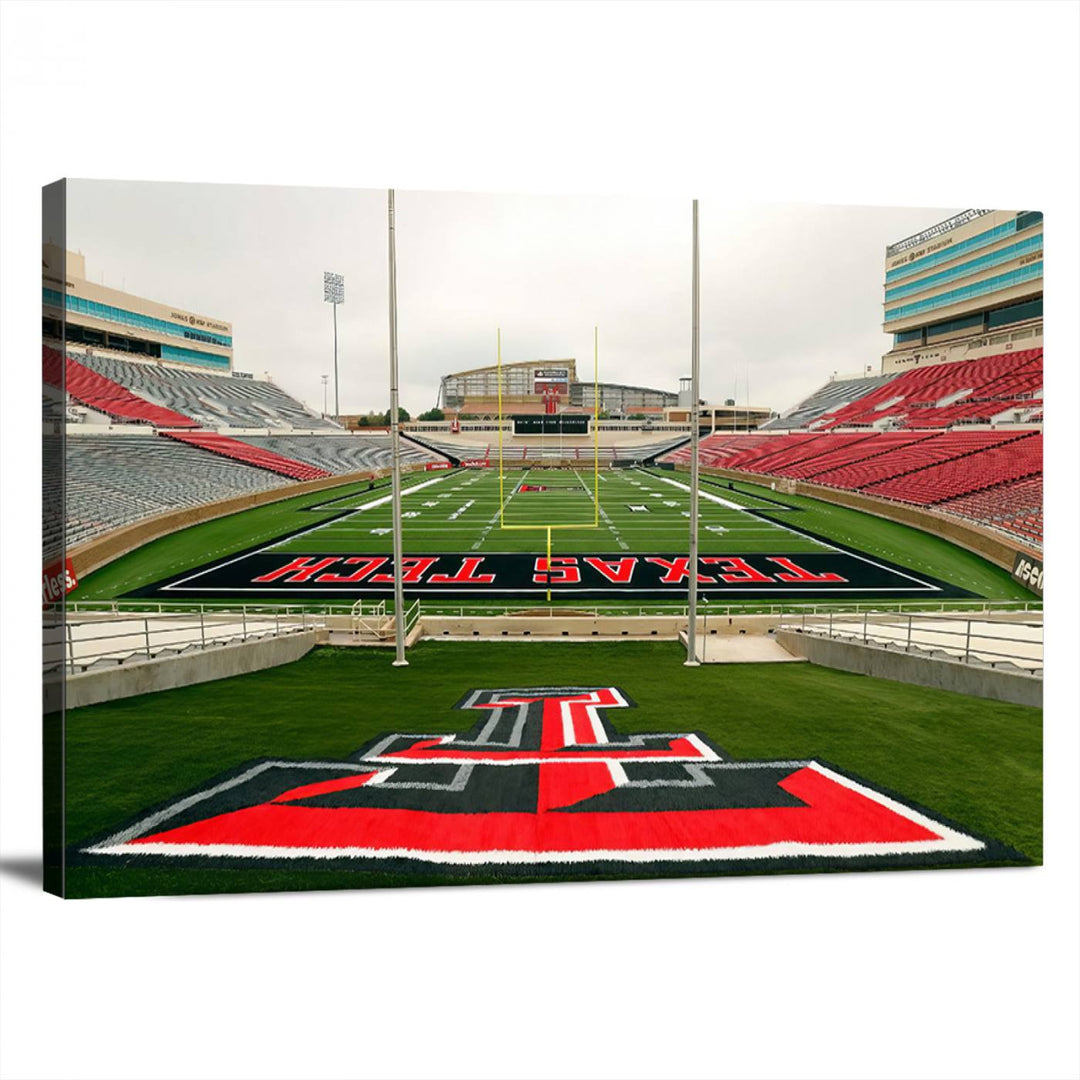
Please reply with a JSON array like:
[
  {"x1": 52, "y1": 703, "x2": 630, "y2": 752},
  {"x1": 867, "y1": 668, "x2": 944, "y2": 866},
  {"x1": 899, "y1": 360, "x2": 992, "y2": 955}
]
[{"x1": 77, "y1": 687, "x2": 1021, "y2": 876}]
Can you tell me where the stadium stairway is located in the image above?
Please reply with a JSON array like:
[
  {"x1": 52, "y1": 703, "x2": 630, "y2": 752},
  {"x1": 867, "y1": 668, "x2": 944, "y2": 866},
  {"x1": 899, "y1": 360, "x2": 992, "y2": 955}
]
[{"x1": 160, "y1": 430, "x2": 332, "y2": 481}]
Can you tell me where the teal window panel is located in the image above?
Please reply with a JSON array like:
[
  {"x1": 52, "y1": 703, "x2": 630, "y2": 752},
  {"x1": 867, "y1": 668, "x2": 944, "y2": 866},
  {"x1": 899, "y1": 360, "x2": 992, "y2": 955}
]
[{"x1": 884, "y1": 261, "x2": 1043, "y2": 323}]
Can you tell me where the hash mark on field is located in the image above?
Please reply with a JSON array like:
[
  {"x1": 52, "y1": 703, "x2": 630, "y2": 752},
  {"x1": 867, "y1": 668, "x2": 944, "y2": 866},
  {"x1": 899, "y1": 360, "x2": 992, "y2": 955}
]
[
  {"x1": 472, "y1": 487, "x2": 517, "y2": 550},
  {"x1": 598, "y1": 504, "x2": 629, "y2": 551}
]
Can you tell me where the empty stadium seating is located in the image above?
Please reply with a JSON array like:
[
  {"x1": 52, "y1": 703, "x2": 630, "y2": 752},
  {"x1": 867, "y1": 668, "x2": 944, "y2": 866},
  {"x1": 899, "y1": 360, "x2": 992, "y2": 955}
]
[
  {"x1": 865, "y1": 432, "x2": 1041, "y2": 505},
  {"x1": 44, "y1": 346, "x2": 197, "y2": 428},
  {"x1": 760, "y1": 373, "x2": 893, "y2": 430},
  {"x1": 75, "y1": 350, "x2": 337, "y2": 430},
  {"x1": 773, "y1": 432, "x2": 933, "y2": 479},
  {"x1": 161, "y1": 431, "x2": 332, "y2": 481},
  {"x1": 808, "y1": 431, "x2": 1020, "y2": 490},
  {"x1": 938, "y1": 477, "x2": 1043, "y2": 544},
  {"x1": 814, "y1": 349, "x2": 1042, "y2": 430},
  {"x1": 659, "y1": 427, "x2": 1043, "y2": 546},
  {"x1": 236, "y1": 434, "x2": 443, "y2": 474},
  {"x1": 64, "y1": 435, "x2": 287, "y2": 548}
]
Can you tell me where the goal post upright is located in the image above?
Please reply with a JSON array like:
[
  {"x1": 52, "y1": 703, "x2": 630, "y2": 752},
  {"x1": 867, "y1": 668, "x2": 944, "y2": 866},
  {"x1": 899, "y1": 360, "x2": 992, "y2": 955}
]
[{"x1": 496, "y1": 326, "x2": 603, "y2": 606}]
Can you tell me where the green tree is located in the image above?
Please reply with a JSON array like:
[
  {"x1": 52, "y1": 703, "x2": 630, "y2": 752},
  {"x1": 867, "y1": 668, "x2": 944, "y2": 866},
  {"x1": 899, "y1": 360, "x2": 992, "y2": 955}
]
[{"x1": 417, "y1": 407, "x2": 445, "y2": 422}]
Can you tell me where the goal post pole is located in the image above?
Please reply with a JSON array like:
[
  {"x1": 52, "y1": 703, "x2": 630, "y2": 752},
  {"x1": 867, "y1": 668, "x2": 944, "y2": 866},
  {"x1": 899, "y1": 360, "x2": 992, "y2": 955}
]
[{"x1": 546, "y1": 526, "x2": 552, "y2": 603}]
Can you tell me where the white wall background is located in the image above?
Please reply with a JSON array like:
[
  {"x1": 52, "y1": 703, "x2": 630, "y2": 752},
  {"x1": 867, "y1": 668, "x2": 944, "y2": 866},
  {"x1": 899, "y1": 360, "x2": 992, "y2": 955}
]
[{"x1": 2, "y1": 4, "x2": 1078, "y2": 1079}]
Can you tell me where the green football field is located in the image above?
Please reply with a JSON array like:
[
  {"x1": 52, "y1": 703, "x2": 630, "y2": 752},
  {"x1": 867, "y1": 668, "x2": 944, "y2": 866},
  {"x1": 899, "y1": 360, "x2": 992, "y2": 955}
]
[
  {"x1": 57, "y1": 641, "x2": 1042, "y2": 898},
  {"x1": 269, "y1": 466, "x2": 827, "y2": 555},
  {"x1": 70, "y1": 465, "x2": 1037, "y2": 606}
]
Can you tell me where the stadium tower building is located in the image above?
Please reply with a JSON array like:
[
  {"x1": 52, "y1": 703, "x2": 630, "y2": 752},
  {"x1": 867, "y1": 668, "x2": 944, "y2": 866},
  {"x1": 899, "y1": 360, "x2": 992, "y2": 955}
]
[
  {"x1": 42, "y1": 244, "x2": 233, "y2": 373},
  {"x1": 882, "y1": 209, "x2": 1042, "y2": 373},
  {"x1": 438, "y1": 359, "x2": 678, "y2": 420}
]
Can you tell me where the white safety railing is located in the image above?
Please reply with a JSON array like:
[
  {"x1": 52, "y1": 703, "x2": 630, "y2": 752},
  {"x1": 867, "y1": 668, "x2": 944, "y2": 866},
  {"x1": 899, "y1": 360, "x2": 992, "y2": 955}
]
[
  {"x1": 46, "y1": 610, "x2": 323, "y2": 675},
  {"x1": 62, "y1": 597, "x2": 1042, "y2": 620},
  {"x1": 780, "y1": 611, "x2": 1043, "y2": 673}
]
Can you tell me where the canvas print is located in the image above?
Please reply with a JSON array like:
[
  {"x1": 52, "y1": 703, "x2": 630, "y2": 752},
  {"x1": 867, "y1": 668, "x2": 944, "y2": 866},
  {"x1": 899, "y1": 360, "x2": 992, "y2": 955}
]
[{"x1": 42, "y1": 184, "x2": 1043, "y2": 897}]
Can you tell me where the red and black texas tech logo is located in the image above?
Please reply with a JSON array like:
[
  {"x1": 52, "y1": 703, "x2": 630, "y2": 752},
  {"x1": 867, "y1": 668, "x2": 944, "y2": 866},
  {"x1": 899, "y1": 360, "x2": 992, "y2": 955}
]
[{"x1": 79, "y1": 688, "x2": 1020, "y2": 876}]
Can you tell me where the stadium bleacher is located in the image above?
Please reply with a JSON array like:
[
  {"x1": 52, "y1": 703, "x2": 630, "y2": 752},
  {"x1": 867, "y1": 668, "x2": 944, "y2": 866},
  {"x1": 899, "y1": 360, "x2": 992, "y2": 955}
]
[
  {"x1": 44, "y1": 346, "x2": 197, "y2": 428},
  {"x1": 64, "y1": 434, "x2": 286, "y2": 548},
  {"x1": 760, "y1": 373, "x2": 893, "y2": 430},
  {"x1": 160, "y1": 431, "x2": 332, "y2": 482},
  {"x1": 75, "y1": 350, "x2": 338, "y2": 430},
  {"x1": 659, "y1": 426, "x2": 1042, "y2": 547},
  {"x1": 939, "y1": 477, "x2": 1043, "y2": 545},
  {"x1": 813, "y1": 349, "x2": 1042, "y2": 431},
  {"x1": 237, "y1": 434, "x2": 443, "y2": 474},
  {"x1": 864, "y1": 432, "x2": 1041, "y2": 505}
]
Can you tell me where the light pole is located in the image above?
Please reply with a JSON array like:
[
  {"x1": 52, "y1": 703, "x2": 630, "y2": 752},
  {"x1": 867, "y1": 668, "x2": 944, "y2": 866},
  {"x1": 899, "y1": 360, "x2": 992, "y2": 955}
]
[
  {"x1": 321, "y1": 374, "x2": 329, "y2": 418},
  {"x1": 685, "y1": 199, "x2": 701, "y2": 667},
  {"x1": 323, "y1": 271, "x2": 344, "y2": 419},
  {"x1": 387, "y1": 190, "x2": 408, "y2": 667}
]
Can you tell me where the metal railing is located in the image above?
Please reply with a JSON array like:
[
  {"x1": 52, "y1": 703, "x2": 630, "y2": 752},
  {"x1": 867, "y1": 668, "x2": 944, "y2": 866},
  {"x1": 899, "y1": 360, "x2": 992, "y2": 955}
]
[
  {"x1": 886, "y1": 210, "x2": 993, "y2": 257},
  {"x1": 48, "y1": 610, "x2": 322, "y2": 675},
  {"x1": 779, "y1": 611, "x2": 1042, "y2": 672},
  {"x1": 63, "y1": 597, "x2": 1042, "y2": 620}
]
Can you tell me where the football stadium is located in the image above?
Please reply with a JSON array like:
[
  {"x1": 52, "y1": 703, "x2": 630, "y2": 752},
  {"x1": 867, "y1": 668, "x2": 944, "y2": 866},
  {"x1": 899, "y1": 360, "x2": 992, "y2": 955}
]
[{"x1": 43, "y1": 200, "x2": 1044, "y2": 898}]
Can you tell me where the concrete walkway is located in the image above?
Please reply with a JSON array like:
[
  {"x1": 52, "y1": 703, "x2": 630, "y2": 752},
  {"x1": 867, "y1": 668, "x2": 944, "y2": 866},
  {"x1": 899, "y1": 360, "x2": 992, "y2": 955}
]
[{"x1": 680, "y1": 631, "x2": 806, "y2": 664}]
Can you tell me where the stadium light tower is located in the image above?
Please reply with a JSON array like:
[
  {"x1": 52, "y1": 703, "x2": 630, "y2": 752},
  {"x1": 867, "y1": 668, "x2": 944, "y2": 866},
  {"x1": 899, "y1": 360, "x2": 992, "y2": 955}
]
[
  {"x1": 321, "y1": 373, "x2": 329, "y2": 417},
  {"x1": 685, "y1": 199, "x2": 701, "y2": 667},
  {"x1": 324, "y1": 271, "x2": 344, "y2": 418}
]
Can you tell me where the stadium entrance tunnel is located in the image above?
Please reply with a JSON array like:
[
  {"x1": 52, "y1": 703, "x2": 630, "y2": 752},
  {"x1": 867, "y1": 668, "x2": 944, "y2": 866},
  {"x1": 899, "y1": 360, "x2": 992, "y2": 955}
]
[{"x1": 128, "y1": 549, "x2": 972, "y2": 602}]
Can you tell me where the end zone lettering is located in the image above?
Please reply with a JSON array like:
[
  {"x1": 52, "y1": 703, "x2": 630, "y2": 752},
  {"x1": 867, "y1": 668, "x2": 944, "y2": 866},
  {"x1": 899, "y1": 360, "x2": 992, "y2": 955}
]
[
  {"x1": 139, "y1": 546, "x2": 963, "y2": 601},
  {"x1": 251, "y1": 553, "x2": 845, "y2": 590}
]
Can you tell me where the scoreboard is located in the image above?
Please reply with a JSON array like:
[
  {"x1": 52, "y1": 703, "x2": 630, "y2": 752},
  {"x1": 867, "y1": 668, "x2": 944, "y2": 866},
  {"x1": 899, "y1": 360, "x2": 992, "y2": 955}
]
[
  {"x1": 512, "y1": 414, "x2": 590, "y2": 436},
  {"x1": 532, "y1": 367, "x2": 570, "y2": 394}
]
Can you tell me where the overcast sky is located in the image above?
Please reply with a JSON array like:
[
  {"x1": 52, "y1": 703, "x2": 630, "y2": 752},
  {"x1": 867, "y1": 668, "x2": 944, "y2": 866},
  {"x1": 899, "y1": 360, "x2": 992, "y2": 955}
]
[{"x1": 63, "y1": 181, "x2": 957, "y2": 417}]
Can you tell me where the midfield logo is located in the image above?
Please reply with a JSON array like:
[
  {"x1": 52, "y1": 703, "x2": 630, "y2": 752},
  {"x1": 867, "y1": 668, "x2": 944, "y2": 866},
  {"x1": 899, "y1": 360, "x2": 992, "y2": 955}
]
[{"x1": 78, "y1": 687, "x2": 1018, "y2": 874}]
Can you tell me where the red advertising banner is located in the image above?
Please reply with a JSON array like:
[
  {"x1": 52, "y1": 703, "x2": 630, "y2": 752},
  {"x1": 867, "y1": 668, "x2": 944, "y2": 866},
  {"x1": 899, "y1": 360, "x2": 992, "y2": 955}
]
[
  {"x1": 43, "y1": 557, "x2": 78, "y2": 605},
  {"x1": 425, "y1": 462, "x2": 452, "y2": 471}
]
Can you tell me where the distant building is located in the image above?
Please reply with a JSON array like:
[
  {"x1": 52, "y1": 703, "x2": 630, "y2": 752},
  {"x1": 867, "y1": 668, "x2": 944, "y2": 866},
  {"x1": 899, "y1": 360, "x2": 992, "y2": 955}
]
[
  {"x1": 438, "y1": 358, "x2": 677, "y2": 419},
  {"x1": 664, "y1": 403, "x2": 772, "y2": 432},
  {"x1": 42, "y1": 244, "x2": 233, "y2": 372},
  {"x1": 882, "y1": 209, "x2": 1042, "y2": 374}
]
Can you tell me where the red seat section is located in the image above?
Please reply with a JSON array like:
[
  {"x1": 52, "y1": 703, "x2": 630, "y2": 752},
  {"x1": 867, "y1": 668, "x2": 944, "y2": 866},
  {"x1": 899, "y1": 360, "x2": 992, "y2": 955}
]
[
  {"x1": 160, "y1": 430, "x2": 331, "y2": 481},
  {"x1": 810, "y1": 431, "x2": 1015, "y2": 490},
  {"x1": 44, "y1": 346, "x2": 197, "y2": 428},
  {"x1": 939, "y1": 476, "x2": 1043, "y2": 545},
  {"x1": 779, "y1": 432, "x2": 934, "y2": 479},
  {"x1": 814, "y1": 349, "x2": 1042, "y2": 431},
  {"x1": 865, "y1": 432, "x2": 1041, "y2": 505}
]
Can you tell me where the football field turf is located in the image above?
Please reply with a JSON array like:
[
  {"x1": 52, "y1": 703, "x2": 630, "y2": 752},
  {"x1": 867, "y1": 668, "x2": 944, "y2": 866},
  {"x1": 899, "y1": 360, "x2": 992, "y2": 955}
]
[
  {"x1": 270, "y1": 465, "x2": 827, "y2": 555},
  {"x1": 57, "y1": 640, "x2": 1042, "y2": 898},
  {"x1": 70, "y1": 466, "x2": 1038, "y2": 606}
]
